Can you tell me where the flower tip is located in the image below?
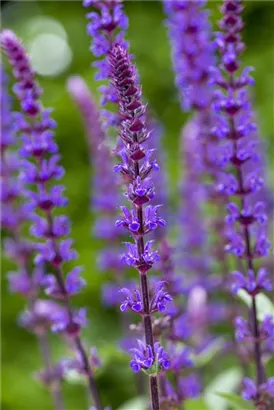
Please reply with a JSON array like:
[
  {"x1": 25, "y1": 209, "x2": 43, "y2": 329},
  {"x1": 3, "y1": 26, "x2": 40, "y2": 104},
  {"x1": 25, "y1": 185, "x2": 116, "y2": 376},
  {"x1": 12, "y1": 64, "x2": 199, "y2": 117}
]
[
  {"x1": 0, "y1": 29, "x2": 17, "y2": 44},
  {"x1": 67, "y1": 75, "x2": 83, "y2": 92}
]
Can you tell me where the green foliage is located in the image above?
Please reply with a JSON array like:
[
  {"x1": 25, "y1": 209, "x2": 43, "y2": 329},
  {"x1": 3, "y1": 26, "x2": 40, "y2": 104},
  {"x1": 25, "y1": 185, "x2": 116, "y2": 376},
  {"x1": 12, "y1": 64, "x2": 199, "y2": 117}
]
[
  {"x1": 204, "y1": 368, "x2": 242, "y2": 410},
  {"x1": 117, "y1": 396, "x2": 148, "y2": 410},
  {"x1": 215, "y1": 393, "x2": 255, "y2": 410},
  {"x1": 237, "y1": 290, "x2": 274, "y2": 321},
  {"x1": 184, "y1": 398, "x2": 210, "y2": 410}
]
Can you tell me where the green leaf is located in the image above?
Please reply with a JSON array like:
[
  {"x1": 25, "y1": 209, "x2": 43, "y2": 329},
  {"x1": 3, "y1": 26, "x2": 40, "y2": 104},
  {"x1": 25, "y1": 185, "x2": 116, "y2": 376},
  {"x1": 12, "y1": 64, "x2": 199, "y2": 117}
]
[
  {"x1": 237, "y1": 290, "x2": 274, "y2": 321},
  {"x1": 117, "y1": 396, "x2": 148, "y2": 410},
  {"x1": 204, "y1": 367, "x2": 242, "y2": 410},
  {"x1": 184, "y1": 398, "x2": 210, "y2": 410},
  {"x1": 193, "y1": 338, "x2": 225, "y2": 367},
  {"x1": 215, "y1": 392, "x2": 255, "y2": 410}
]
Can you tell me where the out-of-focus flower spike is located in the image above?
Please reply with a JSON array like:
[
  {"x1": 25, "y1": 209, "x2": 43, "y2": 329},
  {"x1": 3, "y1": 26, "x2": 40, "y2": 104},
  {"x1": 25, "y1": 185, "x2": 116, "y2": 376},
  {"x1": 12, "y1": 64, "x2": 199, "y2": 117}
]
[
  {"x1": 84, "y1": 0, "x2": 128, "y2": 129},
  {"x1": 1, "y1": 30, "x2": 103, "y2": 410},
  {"x1": 213, "y1": 1, "x2": 273, "y2": 406}
]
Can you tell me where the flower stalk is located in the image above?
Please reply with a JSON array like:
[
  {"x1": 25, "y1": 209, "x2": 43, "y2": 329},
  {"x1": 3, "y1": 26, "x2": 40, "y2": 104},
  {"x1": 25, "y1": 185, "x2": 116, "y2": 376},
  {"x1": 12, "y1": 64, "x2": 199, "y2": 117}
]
[
  {"x1": 213, "y1": 1, "x2": 273, "y2": 407},
  {"x1": 109, "y1": 43, "x2": 171, "y2": 410},
  {"x1": 1, "y1": 67, "x2": 65, "y2": 410}
]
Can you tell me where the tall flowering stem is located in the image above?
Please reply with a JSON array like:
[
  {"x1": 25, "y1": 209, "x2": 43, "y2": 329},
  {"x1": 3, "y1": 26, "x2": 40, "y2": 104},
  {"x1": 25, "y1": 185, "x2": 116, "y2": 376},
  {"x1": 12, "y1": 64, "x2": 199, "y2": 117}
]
[
  {"x1": 179, "y1": 119, "x2": 209, "y2": 277},
  {"x1": 214, "y1": 1, "x2": 273, "y2": 407},
  {"x1": 1, "y1": 68, "x2": 65, "y2": 410},
  {"x1": 67, "y1": 76, "x2": 122, "y2": 275},
  {"x1": 0, "y1": 30, "x2": 103, "y2": 410},
  {"x1": 163, "y1": 0, "x2": 214, "y2": 113},
  {"x1": 109, "y1": 44, "x2": 170, "y2": 410},
  {"x1": 163, "y1": 0, "x2": 215, "y2": 275}
]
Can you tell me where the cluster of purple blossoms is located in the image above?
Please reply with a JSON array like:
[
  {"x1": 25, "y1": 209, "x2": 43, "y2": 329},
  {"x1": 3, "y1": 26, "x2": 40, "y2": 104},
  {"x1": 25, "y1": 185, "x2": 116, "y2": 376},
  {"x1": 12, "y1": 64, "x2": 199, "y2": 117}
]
[
  {"x1": 84, "y1": 0, "x2": 128, "y2": 128},
  {"x1": 130, "y1": 340, "x2": 170, "y2": 374},
  {"x1": 0, "y1": 30, "x2": 103, "y2": 410},
  {"x1": 162, "y1": 374, "x2": 201, "y2": 408},
  {"x1": 212, "y1": 0, "x2": 273, "y2": 407},
  {"x1": 119, "y1": 281, "x2": 172, "y2": 314}
]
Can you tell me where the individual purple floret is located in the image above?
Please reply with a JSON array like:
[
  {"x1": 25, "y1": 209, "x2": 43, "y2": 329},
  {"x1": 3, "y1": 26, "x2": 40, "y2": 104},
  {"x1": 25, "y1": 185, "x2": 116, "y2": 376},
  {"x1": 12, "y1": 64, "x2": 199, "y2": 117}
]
[
  {"x1": 242, "y1": 377, "x2": 274, "y2": 405},
  {"x1": 149, "y1": 281, "x2": 173, "y2": 313},
  {"x1": 120, "y1": 287, "x2": 143, "y2": 313},
  {"x1": 130, "y1": 340, "x2": 170, "y2": 374},
  {"x1": 109, "y1": 43, "x2": 169, "y2": 410},
  {"x1": 235, "y1": 315, "x2": 274, "y2": 344},
  {"x1": 213, "y1": 1, "x2": 273, "y2": 406},
  {"x1": 0, "y1": 30, "x2": 103, "y2": 410},
  {"x1": 231, "y1": 268, "x2": 272, "y2": 296},
  {"x1": 61, "y1": 347, "x2": 102, "y2": 375},
  {"x1": 84, "y1": 0, "x2": 128, "y2": 128},
  {"x1": 161, "y1": 374, "x2": 201, "y2": 408}
]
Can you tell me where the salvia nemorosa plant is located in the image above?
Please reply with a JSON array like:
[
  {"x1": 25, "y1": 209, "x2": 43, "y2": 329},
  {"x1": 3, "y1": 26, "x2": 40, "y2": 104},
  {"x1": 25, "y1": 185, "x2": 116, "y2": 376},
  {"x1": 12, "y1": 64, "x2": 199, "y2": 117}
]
[{"x1": 1, "y1": 1, "x2": 274, "y2": 410}]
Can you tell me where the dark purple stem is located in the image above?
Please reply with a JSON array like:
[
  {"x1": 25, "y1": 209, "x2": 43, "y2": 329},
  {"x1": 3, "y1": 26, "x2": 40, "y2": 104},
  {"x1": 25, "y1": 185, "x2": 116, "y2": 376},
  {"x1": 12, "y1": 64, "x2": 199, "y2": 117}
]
[
  {"x1": 135, "y1": 169, "x2": 160, "y2": 410},
  {"x1": 43, "y1": 210, "x2": 103, "y2": 410},
  {"x1": 229, "y1": 117, "x2": 265, "y2": 388},
  {"x1": 150, "y1": 376, "x2": 160, "y2": 410}
]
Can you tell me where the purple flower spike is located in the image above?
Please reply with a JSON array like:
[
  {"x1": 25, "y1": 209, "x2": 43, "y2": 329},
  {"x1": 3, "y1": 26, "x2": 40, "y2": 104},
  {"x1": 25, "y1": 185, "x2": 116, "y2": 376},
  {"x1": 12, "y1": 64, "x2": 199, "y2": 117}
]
[
  {"x1": 1, "y1": 30, "x2": 103, "y2": 409},
  {"x1": 67, "y1": 75, "x2": 126, "y2": 310},
  {"x1": 109, "y1": 42, "x2": 167, "y2": 408},
  {"x1": 1, "y1": 66, "x2": 67, "y2": 407},
  {"x1": 164, "y1": 0, "x2": 215, "y2": 111},
  {"x1": 84, "y1": 0, "x2": 128, "y2": 128},
  {"x1": 213, "y1": 1, "x2": 273, "y2": 403}
]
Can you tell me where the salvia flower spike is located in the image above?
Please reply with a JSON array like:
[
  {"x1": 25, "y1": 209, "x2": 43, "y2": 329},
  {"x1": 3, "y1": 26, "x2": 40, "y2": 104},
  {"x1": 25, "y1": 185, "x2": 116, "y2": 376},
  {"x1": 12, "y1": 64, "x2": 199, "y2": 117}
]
[
  {"x1": 67, "y1": 76, "x2": 123, "y2": 276},
  {"x1": 213, "y1": 1, "x2": 273, "y2": 407},
  {"x1": 0, "y1": 30, "x2": 103, "y2": 410},
  {"x1": 1, "y1": 67, "x2": 65, "y2": 410},
  {"x1": 108, "y1": 43, "x2": 171, "y2": 410},
  {"x1": 84, "y1": 0, "x2": 128, "y2": 129}
]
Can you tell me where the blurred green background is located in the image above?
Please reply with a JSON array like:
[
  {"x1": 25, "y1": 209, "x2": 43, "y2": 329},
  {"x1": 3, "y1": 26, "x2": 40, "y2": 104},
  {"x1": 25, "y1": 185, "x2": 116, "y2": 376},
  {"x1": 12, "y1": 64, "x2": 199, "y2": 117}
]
[{"x1": 1, "y1": 1, "x2": 274, "y2": 409}]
